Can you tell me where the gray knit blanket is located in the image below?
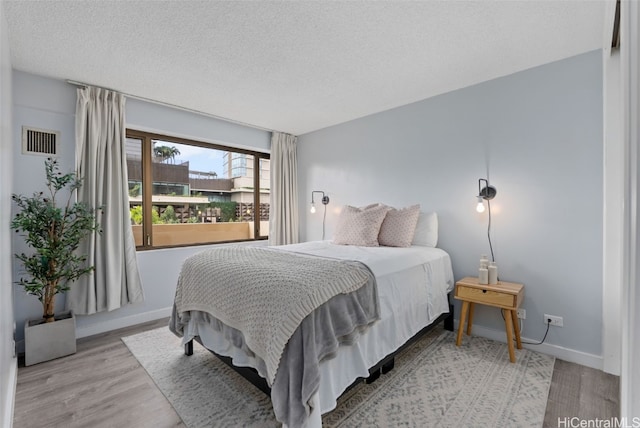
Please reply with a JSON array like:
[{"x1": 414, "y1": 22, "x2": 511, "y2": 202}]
[{"x1": 173, "y1": 246, "x2": 374, "y2": 385}]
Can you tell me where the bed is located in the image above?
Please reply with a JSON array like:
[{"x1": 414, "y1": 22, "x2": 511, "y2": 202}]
[{"x1": 170, "y1": 207, "x2": 454, "y2": 427}]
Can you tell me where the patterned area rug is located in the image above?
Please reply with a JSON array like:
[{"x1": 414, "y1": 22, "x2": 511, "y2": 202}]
[{"x1": 122, "y1": 327, "x2": 554, "y2": 427}]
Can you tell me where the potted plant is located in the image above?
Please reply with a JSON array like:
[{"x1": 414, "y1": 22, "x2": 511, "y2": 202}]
[{"x1": 11, "y1": 158, "x2": 100, "y2": 365}]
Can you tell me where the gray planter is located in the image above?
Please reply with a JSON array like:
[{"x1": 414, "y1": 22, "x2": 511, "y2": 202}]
[{"x1": 24, "y1": 311, "x2": 76, "y2": 366}]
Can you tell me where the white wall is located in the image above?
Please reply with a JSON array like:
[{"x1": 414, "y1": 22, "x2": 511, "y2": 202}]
[
  {"x1": 602, "y1": 0, "x2": 623, "y2": 377},
  {"x1": 620, "y1": 0, "x2": 640, "y2": 419},
  {"x1": 11, "y1": 71, "x2": 271, "y2": 345},
  {"x1": 602, "y1": 46, "x2": 624, "y2": 375},
  {"x1": 0, "y1": 2, "x2": 17, "y2": 426},
  {"x1": 601, "y1": 0, "x2": 640, "y2": 415},
  {"x1": 298, "y1": 50, "x2": 604, "y2": 367}
]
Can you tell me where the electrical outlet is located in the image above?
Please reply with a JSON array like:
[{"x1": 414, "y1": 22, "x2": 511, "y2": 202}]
[
  {"x1": 544, "y1": 314, "x2": 563, "y2": 327},
  {"x1": 517, "y1": 309, "x2": 526, "y2": 319}
]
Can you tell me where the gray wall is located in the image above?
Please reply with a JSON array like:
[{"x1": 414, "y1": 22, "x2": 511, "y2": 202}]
[
  {"x1": 0, "y1": 3, "x2": 16, "y2": 425},
  {"x1": 297, "y1": 50, "x2": 603, "y2": 358},
  {"x1": 10, "y1": 51, "x2": 604, "y2": 363},
  {"x1": 11, "y1": 71, "x2": 271, "y2": 344}
]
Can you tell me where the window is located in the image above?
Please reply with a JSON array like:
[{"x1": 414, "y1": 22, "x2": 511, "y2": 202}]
[{"x1": 126, "y1": 130, "x2": 270, "y2": 249}]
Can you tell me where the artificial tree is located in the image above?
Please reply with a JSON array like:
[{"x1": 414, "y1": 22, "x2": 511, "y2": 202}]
[{"x1": 11, "y1": 158, "x2": 100, "y2": 323}]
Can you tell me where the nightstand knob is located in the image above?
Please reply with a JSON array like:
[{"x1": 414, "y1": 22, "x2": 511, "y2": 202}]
[{"x1": 482, "y1": 289, "x2": 487, "y2": 293}]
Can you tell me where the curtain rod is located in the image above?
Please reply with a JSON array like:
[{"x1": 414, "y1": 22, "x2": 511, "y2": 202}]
[{"x1": 66, "y1": 79, "x2": 277, "y2": 134}]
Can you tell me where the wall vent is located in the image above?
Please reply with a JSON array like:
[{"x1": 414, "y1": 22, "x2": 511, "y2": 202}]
[{"x1": 22, "y1": 126, "x2": 60, "y2": 156}]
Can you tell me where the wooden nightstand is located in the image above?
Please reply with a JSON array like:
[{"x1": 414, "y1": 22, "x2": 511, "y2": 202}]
[{"x1": 454, "y1": 276, "x2": 524, "y2": 363}]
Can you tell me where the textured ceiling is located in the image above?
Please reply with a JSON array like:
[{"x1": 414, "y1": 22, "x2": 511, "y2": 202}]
[{"x1": 3, "y1": 1, "x2": 605, "y2": 135}]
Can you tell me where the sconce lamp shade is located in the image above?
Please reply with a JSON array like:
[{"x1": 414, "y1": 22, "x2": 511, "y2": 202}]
[
  {"x1": 479, "y1": 184, "x2": 497, "y2": 200},
  {"x1": 476, "y1": 178, "x2": 496, "y2": 213}
]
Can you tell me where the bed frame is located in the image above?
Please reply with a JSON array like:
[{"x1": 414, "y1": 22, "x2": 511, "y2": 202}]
[{"x1": 184, "y1": 296, "x2": 454, "y2": 397}]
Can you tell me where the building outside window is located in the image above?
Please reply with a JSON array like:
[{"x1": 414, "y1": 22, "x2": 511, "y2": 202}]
[{"x1": 126, "y1": 130, "x2": 270, "y2": 249}]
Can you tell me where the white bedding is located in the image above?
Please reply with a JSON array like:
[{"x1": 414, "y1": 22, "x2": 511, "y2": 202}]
[{"x1": 181, "y1": 241, "x2": 454, "y2": 427}]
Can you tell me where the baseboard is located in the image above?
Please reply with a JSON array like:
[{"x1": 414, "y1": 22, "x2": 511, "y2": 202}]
[
  {"x1": 2, "y1": 357, "x2": 17, "y2": 428},
  {"x1": 454, "y1": 320, "x2": 603, "y2": 371},
  {"x1": 75, "y1": 307, "x2": 173, "y2": 339}
]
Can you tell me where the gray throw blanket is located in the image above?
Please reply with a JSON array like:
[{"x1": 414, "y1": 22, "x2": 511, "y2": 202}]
[
  {"x1": 173, "y1": 246, "x2": 374, "y2": 385},
  {"x1": 170, "y1": 246, "x2": 380, "y2": 427}
]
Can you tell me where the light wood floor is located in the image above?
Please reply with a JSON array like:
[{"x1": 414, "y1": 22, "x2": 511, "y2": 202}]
[{"x1": 13, "y1": 319, "x2": 619, "y2": 428}]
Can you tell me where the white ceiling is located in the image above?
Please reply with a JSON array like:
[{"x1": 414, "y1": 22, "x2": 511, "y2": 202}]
[{"x1": 3, "y1": 1, "x2": 605, "y2": 135}]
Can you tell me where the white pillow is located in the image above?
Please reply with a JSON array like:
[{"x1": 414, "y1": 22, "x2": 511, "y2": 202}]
[
  {"x1": 411, "y1": 212, "x2": 438, "y2": 247},
  {"x1": 333, "y1": 204, "x2": 390, "y2": 246},
  {"x1": 378, "y1": 204, "x2": 421, "y2": 247}
]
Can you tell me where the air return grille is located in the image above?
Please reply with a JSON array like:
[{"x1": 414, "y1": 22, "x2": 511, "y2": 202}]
[{"x1": 22, "y1": 126, "x2": 60, "y2": 156}]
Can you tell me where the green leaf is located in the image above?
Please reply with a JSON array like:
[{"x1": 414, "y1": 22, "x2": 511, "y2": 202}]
[{"x1": 11, "y1": 158, "x2": 100, "y2": 320}]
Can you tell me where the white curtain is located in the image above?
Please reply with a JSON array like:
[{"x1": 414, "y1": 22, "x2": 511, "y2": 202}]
[
  {"x1": 67, "y1": 86, "x2": 144, "y2": 314},
  {"x1": 269, "y1": 132, "x2": 299, "y2": 245}
]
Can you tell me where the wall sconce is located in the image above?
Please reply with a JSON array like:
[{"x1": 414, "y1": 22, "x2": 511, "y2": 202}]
[
  {"x1": 476, "y1": 178, "x2": 497, "y2": 262},
  {"x1": 310, "y1": 191, "x2": 330, "y2": 214},
  {"x1": 476, "y1": 178, "x2": 497, "y2": 213}
]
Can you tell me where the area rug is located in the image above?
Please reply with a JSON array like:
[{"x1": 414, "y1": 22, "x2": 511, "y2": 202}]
[{"x1": 122, "y1": 327, "x2": 554, "y2": 427}]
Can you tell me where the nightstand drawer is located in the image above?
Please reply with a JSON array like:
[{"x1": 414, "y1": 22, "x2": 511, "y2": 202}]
[{"x1": 455, "y1": 285, "x2": 515, "y2": 308}]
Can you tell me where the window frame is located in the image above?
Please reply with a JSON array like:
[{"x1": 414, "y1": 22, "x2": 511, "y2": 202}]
[{"x1": 126, "y1": 129, "x2": 270, "y2": 250}]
